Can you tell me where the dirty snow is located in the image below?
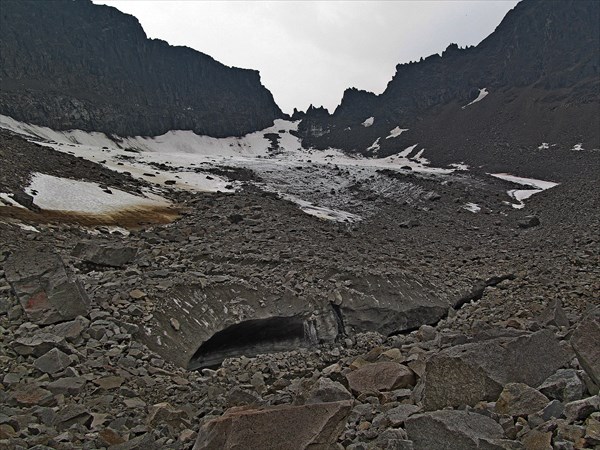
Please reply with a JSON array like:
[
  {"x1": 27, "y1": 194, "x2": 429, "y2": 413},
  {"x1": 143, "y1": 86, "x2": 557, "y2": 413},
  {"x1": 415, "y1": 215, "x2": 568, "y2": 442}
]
[
  {"x1": 2, "y1": 114, "x2": 469, "y2": 223},
  {"x1": 462, "y1": 88, "x2": 489, "y2": 109},
  {"x1": 386, "y1": 127, "x2": 408, "y2": 139}
]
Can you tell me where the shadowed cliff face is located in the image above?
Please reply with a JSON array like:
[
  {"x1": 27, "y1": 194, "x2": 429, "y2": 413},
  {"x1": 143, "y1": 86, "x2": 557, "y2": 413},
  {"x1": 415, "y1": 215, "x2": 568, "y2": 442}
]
[
  {"x1": 298, "y1": 0, "x2": 600, "y2": 172},
  {"x1": 0, "y1": 0, "x2": 283, "y2": 137}
]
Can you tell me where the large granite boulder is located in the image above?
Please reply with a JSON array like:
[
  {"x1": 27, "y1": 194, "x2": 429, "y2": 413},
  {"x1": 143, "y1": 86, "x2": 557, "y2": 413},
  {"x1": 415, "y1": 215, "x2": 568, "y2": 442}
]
[
  {"x1": 405, "y1": 410, "x2": 509, "y2": 450},
  {"x1": 193, "y1": 401, "x2": 352, "y2": 450},
  {"x1": 422, "y1": 329, "x2": 572, "y2": 410},
  {"x1": 571, "y1": 307, "x2": 600, "y2": 387},
  {"x1": 4, "y1": 248, "x2": 90, "y2": 324}
]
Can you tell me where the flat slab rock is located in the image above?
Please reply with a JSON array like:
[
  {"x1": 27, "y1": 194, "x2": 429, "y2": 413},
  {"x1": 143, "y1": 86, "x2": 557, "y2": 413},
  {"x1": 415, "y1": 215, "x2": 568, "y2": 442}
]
[
  {"x1": 4, "y1": 247, "x2": 90, "y2": 325},
  {"x1": 193, "y1": 401, "x2": 352, "y2": 450},
  {"x1": 71, "y1": 242, "x2": 138, "y2": 267},
  {"x1": 422, "y1": 329, "x2": 572, "y2": 410},
  {"x1": 405, "y1": 410, "x2": 515, "y2": 450}
]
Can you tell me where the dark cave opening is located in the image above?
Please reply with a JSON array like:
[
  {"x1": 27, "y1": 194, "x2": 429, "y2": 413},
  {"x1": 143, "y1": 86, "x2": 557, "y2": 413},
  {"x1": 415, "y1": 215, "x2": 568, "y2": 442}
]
[{"x1": 188, "y1": 316, "x2": 308, "y2": 370}]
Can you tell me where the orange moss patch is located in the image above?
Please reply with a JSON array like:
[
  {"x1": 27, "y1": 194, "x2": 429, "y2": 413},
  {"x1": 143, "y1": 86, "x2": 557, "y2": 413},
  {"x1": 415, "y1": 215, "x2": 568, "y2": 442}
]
[{"x1": 0, "y1": 204, "x2": 180, "y2": 228}]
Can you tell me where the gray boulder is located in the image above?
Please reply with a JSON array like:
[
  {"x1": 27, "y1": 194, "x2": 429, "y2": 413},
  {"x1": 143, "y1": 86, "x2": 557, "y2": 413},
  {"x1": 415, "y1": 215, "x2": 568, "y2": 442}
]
[
  {"x1": 571, "y1": 307, "x2": 600, "y2": 387},
  {"x1": 33, "y1": 348, "x2": 72, "y2": 375},
  {"x1": 422, "y1": 330, "x2": 572, "y2": 410},
  {"x1": 494, "y1": 383, "x2": 550, "y2": 416},
  {"x1": 304, "y1": 377, "x2": 353, "y2": 404},
  {"x1": 537, "y1": 369, "x2": 584, "y2": 402},
  {"x1": 346, "y1": 362, "x2": 416, "y2": 395},
  {"x1": 4, "y1": 248, "x2": 90, "y2": 325},
  {"x1": 405, "y1": 410, "x2": 506, "y2": 450},
  {"x1": 193, "y1": 401, "x2": 352, "y2": 450}
]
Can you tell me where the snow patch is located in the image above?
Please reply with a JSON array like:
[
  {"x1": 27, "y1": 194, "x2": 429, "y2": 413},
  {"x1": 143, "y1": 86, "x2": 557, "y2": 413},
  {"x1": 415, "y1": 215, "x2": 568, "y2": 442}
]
[
  {"x1": 462, "y1": 88, "x2": 489, "y2": 109},
  {"x1": 282, "y1": 194, "x2": 361, "y2": 223},
  {"x1": 449, "y1": 162, "x2": 469, "y2": 171},
  {"x1": 489, "y1": 173, "x2": 558, "y2": 209},
  {"x1": 361, "y1": 117, "x2": 374, "y2": 127},
  {"x1": 463, "y1": 203, "x2": 481, "y2": 213},
  {"x1": 25, "y1": 173, "x2": 171, "y2": 213},
  {"x1": 386, "y1": 127, "x2": 408, "y2": 139},
  {"x1": 17, "y1": 223, "x2": 40, "y2": 233},
  {"x1": 367, "y1": 138, "x2": 381, "y2": 152}
]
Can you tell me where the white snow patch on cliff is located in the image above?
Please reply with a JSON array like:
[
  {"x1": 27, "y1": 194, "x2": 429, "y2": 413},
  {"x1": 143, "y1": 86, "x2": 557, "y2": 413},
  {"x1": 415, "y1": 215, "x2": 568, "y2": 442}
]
[
  {"x1": 462, "y1": 88, "x2": 489, "y2": 109},
  {"x1": 489, "y1": 173, "x2": 558, "y2": 209},
  {"x1": 386, "y1": 127, "x2": 408, "y2": 139},
  {"x1": 367, "y1": 138, "x2": 381, "y2": 152},
  {"x1": 361, "y1": 117, "x2": 374, "y2": 127},
  {"x1": 463, "y1": 203, "x2": 481, "y2": 213}
]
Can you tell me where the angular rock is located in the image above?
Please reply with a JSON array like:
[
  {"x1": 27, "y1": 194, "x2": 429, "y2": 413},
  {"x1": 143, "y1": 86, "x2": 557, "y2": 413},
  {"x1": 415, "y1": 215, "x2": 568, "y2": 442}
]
[
  {"x1": 10, "y1": 384, "x2": 55, "y2": 406},
  {"x1": 537, "y1": 369, "x2": 584, "y2": 403},
  {"x1": 495, "y1": 383, "x2": 550, "y2": 416},
  {"x1": 53, "y1": 404, "x2": 92, "y2": 431},
  {"x1": 383, "y1": 404, "x2": 421, "y2": 427},
  {"x1": 93, "y1": 376, "x2": 125, "y2": 390},
  {"x1": 405, "y1": 410, "x2": 504, "y2": 450},
  {"x1": 537, "y1": 299, "x2": 569, "y2": 328},
  {"x1": 33, "y1": 348, "x2": 72, "y2": 374},
  {"x1": 422, "y1": 330, "x2": 572, "y2": 410},
  {"x1": 72, "y1": 242, "x2": 138, "y2": 267},
  {"x1": 564, "y1": 396, "x2": 600, "y2": 422},
  {"x1": 12, "y1": 333, "x2": 66, "y2": 357},
  {"x1": 305, "y1": 377, "x2": 353, "y2": 404},
  {"x1": 147, "y1": 402, "x2": 190, "y2": 430},
  {"x1": 50, "y1": 316, "x2": 90, "y2": 343},
  {"x1": 518, "y1": 216, "x2": 540, "y2": 228},
  {"x1": 346, "y1": 362, "x2": 416, "y2": 395},
  {"x1": 46, "y1": 377, "x2": 87, "y2": 396},
  {"x1": 333, "y1": 274, "x2": 449, "y2": 336},
  {"x1": 4, "y1": 248, "x2": 90, "y2": 325},
  {"x1": 570, "y1": 307, "x2": 600, "y2": 387},
  {"x1": 193, "y1": 401, "x2": 352, "y2": 450},
  {"x1": 521, "y1": 429, "x2": 552, "y2": 450}
]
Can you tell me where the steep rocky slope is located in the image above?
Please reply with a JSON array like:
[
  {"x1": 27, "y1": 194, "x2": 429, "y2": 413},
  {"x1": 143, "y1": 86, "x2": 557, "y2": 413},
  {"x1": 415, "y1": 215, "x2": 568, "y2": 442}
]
[
  {"x1": 298, "y1": 0, "x2": 600, "y2": 177},
  {"x1": 0, "y1": 0, "x2": 283, "y2": 137}
]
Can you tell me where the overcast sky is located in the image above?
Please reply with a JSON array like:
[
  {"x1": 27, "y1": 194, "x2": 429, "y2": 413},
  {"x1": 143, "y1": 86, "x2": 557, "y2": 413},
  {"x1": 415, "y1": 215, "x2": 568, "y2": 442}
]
[{"x1": 93, "y1": 1, "x2": 519, "y2": 114}]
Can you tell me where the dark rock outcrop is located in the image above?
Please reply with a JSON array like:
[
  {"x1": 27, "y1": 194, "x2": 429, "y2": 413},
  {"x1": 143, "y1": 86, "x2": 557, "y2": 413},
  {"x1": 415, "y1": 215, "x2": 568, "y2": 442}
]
[
  {"x1": 0, "y1": 0, "x2": 283, "y2": 137},
  {"x1": 297, "y1": 0, "x2": 600, "y2": 177}
]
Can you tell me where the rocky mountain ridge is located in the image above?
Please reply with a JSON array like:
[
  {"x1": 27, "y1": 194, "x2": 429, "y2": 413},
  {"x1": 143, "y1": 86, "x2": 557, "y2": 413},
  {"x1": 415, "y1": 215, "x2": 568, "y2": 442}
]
[
  {"x1": 298, "y1": 0, "x2": 600, "y2": 175},
  {"x1": 0, "y1": 0, "x2": 283, "y2": 137}
]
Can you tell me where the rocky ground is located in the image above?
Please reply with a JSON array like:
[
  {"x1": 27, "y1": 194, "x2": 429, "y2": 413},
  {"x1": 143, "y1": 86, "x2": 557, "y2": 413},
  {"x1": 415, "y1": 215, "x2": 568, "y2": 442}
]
[{"x1": 0, "y1": 132, "x2": 599, "y2": 449}]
